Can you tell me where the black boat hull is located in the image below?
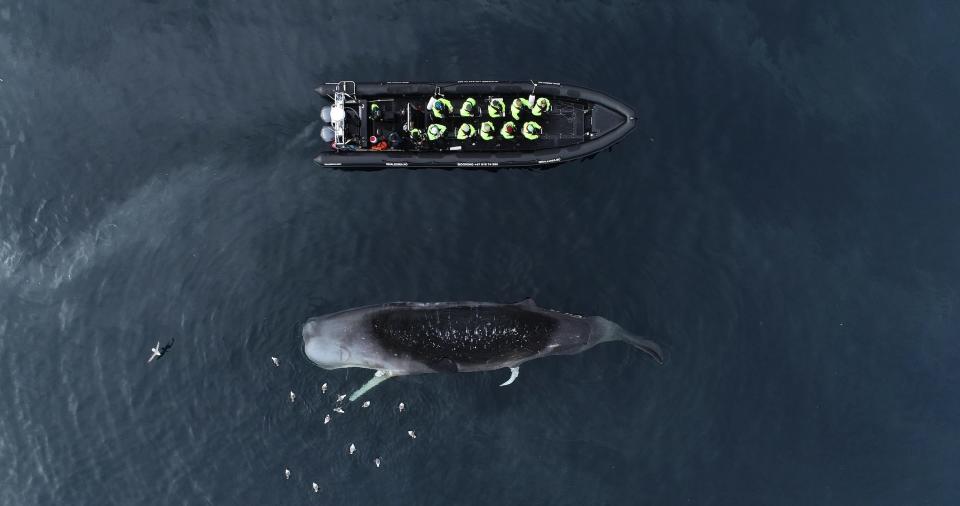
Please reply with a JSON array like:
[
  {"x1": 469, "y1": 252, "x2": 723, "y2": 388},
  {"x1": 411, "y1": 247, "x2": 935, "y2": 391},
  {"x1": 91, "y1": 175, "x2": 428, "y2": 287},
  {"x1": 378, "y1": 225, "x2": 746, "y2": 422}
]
[{"x1": 313, "y1": 81, "x2": 636, "y2": 169}]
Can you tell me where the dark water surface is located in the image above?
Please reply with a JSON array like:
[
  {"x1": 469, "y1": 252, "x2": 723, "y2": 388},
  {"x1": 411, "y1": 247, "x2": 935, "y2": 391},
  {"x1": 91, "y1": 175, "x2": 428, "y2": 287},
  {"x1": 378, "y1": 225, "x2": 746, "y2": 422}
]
[{"x1": 1, "y1": 1, "x2": 958, "y2": 504}]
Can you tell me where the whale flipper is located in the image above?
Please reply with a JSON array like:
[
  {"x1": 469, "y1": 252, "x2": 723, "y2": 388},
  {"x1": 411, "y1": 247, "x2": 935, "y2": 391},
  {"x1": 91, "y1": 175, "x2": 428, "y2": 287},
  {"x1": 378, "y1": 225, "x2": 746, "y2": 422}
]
[
  {"x1": 499, "y1": 366, "x2": 520, "y2": 387},
  {"x1": 349, "y1": 371, "x2": 393, "y2": 402}
]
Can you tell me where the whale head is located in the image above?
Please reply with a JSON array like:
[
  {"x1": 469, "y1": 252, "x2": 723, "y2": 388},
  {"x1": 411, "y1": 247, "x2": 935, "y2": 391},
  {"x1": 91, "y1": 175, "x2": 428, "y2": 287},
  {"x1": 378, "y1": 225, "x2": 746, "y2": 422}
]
[{"x1": 301, "y1": 315, "x2": 385, "y2": 371}]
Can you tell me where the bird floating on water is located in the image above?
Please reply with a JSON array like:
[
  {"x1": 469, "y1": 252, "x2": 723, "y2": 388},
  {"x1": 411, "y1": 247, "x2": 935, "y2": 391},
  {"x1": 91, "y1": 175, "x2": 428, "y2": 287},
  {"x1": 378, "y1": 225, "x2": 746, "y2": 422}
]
[
  {"x1": 321, "y1": 383, "x2": 328, "y2": 394},
  {"x1": 349, "y1": 443, "x2": 356, "y2": 455},
  {"x1": 361, "y1": 401, "x2": 371, "y2": 408},
  {"x1": 407, "y1": 430, "x2": 416, "y2": 439},
  {"x1": 336, "y1": 394, "x2": 346, "y2": 403},
  {"x1": 289, "y1": 391, "x2": 296, "y2": 403},
  {"x1": 284, "y1": 468, "x2": 290, "y2": 480},
  {"x1": 312, "y1": 482, "x2": 319, "y2": 493},
  {"x1": 271, "y1": 356, "x2": 280, "y2": 367},
  {"x1": 324, "y1": 414, "x2": 331, "y2": 424},
  {"x1": 147, "y1": 341, "x2": 162, "y2": 363},
  {"x1": 333, "y1": 407, "x2": 344, "y2": 414},
  {"x1": 398, "y1": 402, "x2": 405, "y2": 413},
  {"x1": 374, "y1": 457, "x2": 381, "y2": 468}
]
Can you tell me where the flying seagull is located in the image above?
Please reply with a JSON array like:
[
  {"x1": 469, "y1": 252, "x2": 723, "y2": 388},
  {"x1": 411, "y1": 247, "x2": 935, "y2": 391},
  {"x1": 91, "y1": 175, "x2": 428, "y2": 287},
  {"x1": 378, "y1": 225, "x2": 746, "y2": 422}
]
[
  {"x1": 271, "y1": 356, "x2": 280, "y2": 367},
  {"x1": 147, "y1": 342, "x2": 162, "y2": 363}
]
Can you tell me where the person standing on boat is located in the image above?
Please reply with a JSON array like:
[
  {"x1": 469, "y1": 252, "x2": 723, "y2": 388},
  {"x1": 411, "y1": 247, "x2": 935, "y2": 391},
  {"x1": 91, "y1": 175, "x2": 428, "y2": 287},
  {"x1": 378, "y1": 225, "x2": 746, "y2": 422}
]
[
  {"x1": 510, "y1": 97, "x2": 530, "y2": 121},
  {"x1": 456, "y1": 123, "x2": 476, "y2": 140},
  {"x1": 500, "y1": 121, "x2": 517, "y2": 140},
  {"x1": 370, "y1": 102, "x2": 384, "y2": 120},
  {"x1": 488, "y1": 98, "x2": 506, "y2": 118},
  {"x1": 531, "y1": 97, "x2": 551, "y2": 117},
  {"x1": 459, "y1": 98, "x2": 478, "y2": 117},
  {"x1": 427, "y1": 96, "x2": 453, "y2": 118},
  {"x1": 409, "y1": 128, "x2": 424, "y2": 144},
  {"x1": 479, "y1": 121, "x2": 496, "y2": 141},
  {"x1": 427, "y1": 123, "x2": 447, "y2": 141},
  {"x1": 522, "y1": 121, "x2": 542, "y2": 140}
]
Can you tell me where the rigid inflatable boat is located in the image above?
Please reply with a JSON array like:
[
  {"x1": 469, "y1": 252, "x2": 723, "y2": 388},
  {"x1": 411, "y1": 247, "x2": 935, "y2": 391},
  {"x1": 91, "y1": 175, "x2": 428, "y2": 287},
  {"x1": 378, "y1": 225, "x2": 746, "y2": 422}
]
[{"x1": 314, "y1": 81, "x2": 636, "y2": 169}]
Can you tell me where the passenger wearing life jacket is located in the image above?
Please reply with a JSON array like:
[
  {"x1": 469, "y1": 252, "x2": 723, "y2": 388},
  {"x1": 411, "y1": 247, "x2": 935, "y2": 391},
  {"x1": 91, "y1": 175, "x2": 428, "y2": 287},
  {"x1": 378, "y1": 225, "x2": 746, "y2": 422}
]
[
  {"x1": 370, "y1": 102, "x2": 383, "y2": 120},
  {"x1": 487, "y1": 98, "x2": 506, "y2": 118},
  {"x1": 456, "y1": 123, "x2": 476, "y2": 140},
  {"x1": 500, "y1": 121, "x2": 517, "y2": 140},
  {"x1": 522, "y1": 121, "x2": 542, "y2": 140},
  {"x1": 427, "y1": 123, "x2": 447, "y2": 141},
  {"x1": 459, "y1": 98, "x2": 478, "y2": 117},
  {"x1": 479, "y1": 121, "x2": 496, "y2": 141},
  {"x1": 409, "y1": 128, "x2": 424, "y2": 144},
  {"x1": 428, "y1": 96, "x2": 453, "y2": 118},
  {"x1": 510, "y1": 97, "x2": 530, "y2": 121},
  {"x1": 530, "y1": 97, "x2": 551, "y2": 117}
]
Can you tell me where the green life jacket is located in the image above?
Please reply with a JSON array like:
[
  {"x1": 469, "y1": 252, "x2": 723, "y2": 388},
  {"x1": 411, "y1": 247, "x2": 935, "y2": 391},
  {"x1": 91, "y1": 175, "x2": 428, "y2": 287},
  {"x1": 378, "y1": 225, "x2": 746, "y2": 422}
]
[
  {"x1": 500, "y1": 121, "x2": 516, "y2": 140},
  {"x1": 522, "y1": 121, "x2": 542, "y2": 140},
  {"x1": 427, "y1": 123, "x2": 447, "y2": 141},
  {"x1": 531, "y1": 97, "x2": 551, "y2": 116},
  {"x1": 456, "y1": 123, "x2": 476, "y2": 140},
  {"x1": 510, "y1": 98, "x2": 529, "y2": 120},
  {"x1": 459, "y1": 98, "x2": 477, "y2": 117},
  {"x1": 487, "y1": 99, "x2": 505, "y2": 118},
  {"x1": 479, "y1": 121, "x2": 495, "y2": 140},
  {"x1": 432, "y1": 97, "x2": 453, "y2": 118},
  {"x1": 409, "y1": 128, "x2": 423, "y2": 142}
]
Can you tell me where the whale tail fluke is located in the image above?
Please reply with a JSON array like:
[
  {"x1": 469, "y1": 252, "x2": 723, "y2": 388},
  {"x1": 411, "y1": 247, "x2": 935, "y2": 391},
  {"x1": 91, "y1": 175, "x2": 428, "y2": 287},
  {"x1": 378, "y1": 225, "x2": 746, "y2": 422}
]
[{"x1": 617, "y1": 331, "x2": 664, "y2": 364}]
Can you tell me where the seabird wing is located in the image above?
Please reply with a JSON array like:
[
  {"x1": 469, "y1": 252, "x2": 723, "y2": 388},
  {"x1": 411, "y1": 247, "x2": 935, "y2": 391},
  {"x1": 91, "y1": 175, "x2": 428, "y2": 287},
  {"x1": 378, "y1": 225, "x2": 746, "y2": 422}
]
[
  {"x1": 499, "y1": 367, "x2": 520, "y2": 387},
  {"x1": 349, "y1": 371, "x2": 394, "y2": 402}
]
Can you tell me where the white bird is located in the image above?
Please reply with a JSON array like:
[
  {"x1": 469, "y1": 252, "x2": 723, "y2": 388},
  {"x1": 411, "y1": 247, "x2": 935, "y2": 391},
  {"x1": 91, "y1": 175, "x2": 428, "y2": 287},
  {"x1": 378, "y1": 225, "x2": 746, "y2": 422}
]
[
  {"x1": 349, "y1": 443, "x2": 356, "y2": 455},
  {"x1": 324, "y1": 414, "x2": 331, "y2": 424},
  {"x1": 284, "y1": 468, "x2": 290, "y2": 480},
  {"x1": 147, "y1": 341, "x2": 161, "y2": 363},
  {"x1": 312, "y1": 482, "x2": 319, "y2": 493},
  {"x1": 374, "y1": 457, "x2": 381, "y2": 468},
  {"x1": 398, "y1": 402, "x2": 405, "y2": 413},
  {"x1": 321, "y1": 383, "x2": 328, "y2": 394},
  {"x1": 289, "y1": 391, "x2": 296, "y2": 403},
  {"x1": 271, "y1": 356, "x2": 280, "y2": 367},
  {"x1": 407, "y1": 430, "x2": 417, "y2": 439},
  {"x1": 333, "y1": 407, "x2": 345, "y2": 414},
  {"x1": 361, "y1": 401, "x2": 371, "y2": 408},
  {"x1": 336, "y1": 394, "x2": 346, "y2": 403}
]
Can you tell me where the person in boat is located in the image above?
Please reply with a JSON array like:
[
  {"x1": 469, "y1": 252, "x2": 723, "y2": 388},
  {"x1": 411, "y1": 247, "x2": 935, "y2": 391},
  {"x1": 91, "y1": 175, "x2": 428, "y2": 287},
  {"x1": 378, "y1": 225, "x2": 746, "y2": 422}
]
[
  {"x1": 531, "y1": 97, "x2": 551, "y2": 117},
  {"x1": 409, "y1": 127, "x2": 424, "y2": 144},
  {"x1": 427, "y1": 96, "x2": 453, "y2": 118},
  {"x1": 487, "y1": 98, "x2": 506, "y2": 118},
  {"x1": 479, "y1": 121, "x2": 496, "y2": 141},
  {"x1": 522, "y1": 121, "x2": 543, "y2": 140},
  {"x1": 459, "y1": 98, "x2": 478, "y2": 117},
  {"x1": 500, "y1": 121, "x2": 517, "y2": 140},
  {"x1": 427, "y1": 123, "x2": 447, "y2": 141},
  {"x1": 456, "y1": 123, "x2": 476, "y2": 140},
  {"x1": 510, "y1": 97, "x2": 530, "y2": 121},
  {"x1": 370, "y1": 102, "x2": 383, "y2": 120}
]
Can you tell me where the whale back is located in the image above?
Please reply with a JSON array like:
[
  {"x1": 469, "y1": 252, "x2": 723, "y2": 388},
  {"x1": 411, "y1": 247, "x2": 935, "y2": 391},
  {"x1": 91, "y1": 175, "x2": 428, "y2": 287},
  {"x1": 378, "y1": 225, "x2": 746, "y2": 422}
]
[{"x1": 368, "y1": 304, "x2": 558, "y2": 367}]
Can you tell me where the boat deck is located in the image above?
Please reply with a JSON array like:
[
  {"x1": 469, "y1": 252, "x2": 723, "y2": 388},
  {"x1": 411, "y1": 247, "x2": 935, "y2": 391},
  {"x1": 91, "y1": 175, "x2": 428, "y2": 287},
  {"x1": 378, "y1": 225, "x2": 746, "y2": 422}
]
[{"x1": 362, "y1": 95, "x2": 586, "y2": 152}]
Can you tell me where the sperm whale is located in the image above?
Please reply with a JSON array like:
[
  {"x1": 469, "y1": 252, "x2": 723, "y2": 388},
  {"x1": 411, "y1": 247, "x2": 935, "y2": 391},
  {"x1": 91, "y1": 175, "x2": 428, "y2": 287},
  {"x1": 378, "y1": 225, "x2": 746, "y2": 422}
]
[{"x1": 301, "y1": 299, "x2": 663, "y2": 400}]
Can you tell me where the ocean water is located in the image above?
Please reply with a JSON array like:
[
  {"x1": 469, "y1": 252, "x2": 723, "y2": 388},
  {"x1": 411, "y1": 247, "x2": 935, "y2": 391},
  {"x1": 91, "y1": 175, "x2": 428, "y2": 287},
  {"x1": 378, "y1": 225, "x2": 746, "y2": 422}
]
[{"x1": 1, "y1": 1, "x2": 958, "y2": 504}]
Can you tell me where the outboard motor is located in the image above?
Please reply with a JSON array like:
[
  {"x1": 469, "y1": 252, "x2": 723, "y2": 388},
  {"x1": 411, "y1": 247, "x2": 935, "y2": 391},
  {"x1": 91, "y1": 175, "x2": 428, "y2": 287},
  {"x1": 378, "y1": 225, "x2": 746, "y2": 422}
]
[
  {"x1": 320, "y1": 126, "x2": 335, "y2": 143},
  {"x1": 320, "y1": 106, "x2": 332, "y2": 123}
]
